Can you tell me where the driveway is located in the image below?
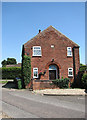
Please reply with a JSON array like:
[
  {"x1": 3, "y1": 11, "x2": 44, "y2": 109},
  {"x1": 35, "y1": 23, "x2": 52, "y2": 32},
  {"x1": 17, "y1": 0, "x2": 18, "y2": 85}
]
[{"x1": 1, "y1": 86, "x2": 85, "y2": 118}]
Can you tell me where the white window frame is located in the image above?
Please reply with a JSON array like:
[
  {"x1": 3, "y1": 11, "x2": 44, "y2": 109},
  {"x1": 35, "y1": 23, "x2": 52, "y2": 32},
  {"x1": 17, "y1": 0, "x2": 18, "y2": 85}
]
[
  {"x1": 33, "y1": 68, "x2": 38, "y2": 78},
  {"x1": 67, "y1": 47, "x2": 72, "y2": 56},
  {"x1": 68, "y1": 68, "x2": 73, "y2": 77},
  {"x1": 33, "y1": 46, "x2": 42, "y2": 56},
  {"x1": 51, "y1": 45, "x2": 54, "y2": 48}
]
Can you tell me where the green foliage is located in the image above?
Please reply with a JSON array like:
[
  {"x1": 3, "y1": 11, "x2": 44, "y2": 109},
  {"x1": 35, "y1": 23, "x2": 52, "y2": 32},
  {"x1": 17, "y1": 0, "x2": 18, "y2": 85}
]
[
  {"x1": 2, "y1": 67, "x2": 21, "y2": 79},
  {"x1": 1, "y1": 60, "x2": 7, "y2": 67},
  {"x1": 0, "y1": 81, "x2": 8, "y2": 84},
  {"x1": 16, "y1": 78, "x2": 22, "y2": 89},
  {"x1": 80, "y1": 63, "x2": 87, "y2": 72},
  {"x1": 80, "y1": 63, "x2": 86, "y2": 67},
  {"x1": 81, "y1": 73, "x2": 87, "y2": 89},
  {"x1": 22, "y1": 55, "x2": 31, "y2": 87},
  {"x1": 1, "y1": 58, "x2": 17, "y2": 67},
  {"x1": 7, "y1": 58, "x2": 17, "y2": 65},
  {"x1": 52, "y1": 78, "x2": 70, "y2": 88}
]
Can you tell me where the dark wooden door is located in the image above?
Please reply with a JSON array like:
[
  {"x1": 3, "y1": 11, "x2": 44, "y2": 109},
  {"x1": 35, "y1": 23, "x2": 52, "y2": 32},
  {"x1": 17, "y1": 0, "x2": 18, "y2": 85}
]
[{"x1": 49, "y1": 70, "x2": 56, "y2": 80}]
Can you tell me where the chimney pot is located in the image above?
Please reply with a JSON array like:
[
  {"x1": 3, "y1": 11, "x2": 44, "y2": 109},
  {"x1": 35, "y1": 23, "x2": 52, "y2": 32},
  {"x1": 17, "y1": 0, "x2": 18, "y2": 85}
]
[{"x1": 39, "y1": 29, "x2": 41, "y2": 33}]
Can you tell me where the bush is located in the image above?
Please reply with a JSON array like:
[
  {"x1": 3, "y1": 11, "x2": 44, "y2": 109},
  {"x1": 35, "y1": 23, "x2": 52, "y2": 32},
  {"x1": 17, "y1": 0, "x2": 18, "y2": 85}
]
[
  {"x1": 81, "y1": 73, "x2": 87, "y2": 89},
  {"x1": 2, "y1": 67, "x2": 21, "y2": 79},
  {"x1": 22, "y1": 55, "x2": 31, "y2": 87},
  {"x1": 52, "y1": 78, "x2": 70, "y2": 88},
  {"x1": 15, "y1": 78, "x2": 22, "y2": 89},
  {"x1": 79, "y1": 64, "x2": 87, "y2": 72}
]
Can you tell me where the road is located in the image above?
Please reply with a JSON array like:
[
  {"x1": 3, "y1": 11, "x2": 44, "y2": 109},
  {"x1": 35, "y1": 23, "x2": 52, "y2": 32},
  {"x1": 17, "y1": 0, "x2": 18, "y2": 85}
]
[{"x1": 2, "y1": 87, "x2": 85, "y2": 118}]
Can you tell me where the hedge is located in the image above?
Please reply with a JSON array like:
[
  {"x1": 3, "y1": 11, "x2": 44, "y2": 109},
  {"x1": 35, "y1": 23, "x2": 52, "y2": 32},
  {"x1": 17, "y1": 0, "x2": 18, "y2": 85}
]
[
  {"x1": 22, "y1": 55, "x2": 31, "y2": 87},
  {"x1": 52, "y1": 78, "x2": 70, "y2": 88},
  {"x1": 81, "y1": 73, "x2": 87, "y2": 89},
  {"x1": 1, "y1": 67, "x2": 21, "y2": 79}
]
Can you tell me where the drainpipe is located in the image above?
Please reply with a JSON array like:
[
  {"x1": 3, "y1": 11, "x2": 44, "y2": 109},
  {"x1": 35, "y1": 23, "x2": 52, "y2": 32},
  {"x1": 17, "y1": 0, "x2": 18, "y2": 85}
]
[
  {"x1": 72, "y1": 46, "x2": 80, "y2": 83},
  {"x1": 72, "y1": 47, "x2": 76, "y2": 82}
]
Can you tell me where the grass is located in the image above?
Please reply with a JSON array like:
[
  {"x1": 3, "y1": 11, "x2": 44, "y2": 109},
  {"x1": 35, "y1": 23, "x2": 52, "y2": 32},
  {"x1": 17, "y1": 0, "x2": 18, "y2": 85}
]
[{"x1": 0, "y1": 81, "x2": 8, "y2": 84}]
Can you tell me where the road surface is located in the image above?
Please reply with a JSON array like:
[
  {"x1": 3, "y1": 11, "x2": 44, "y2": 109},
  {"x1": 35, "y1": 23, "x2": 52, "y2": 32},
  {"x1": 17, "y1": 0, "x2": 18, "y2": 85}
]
[{"x1": 2, "y1": 87, "x2": 85, "y2": 118}]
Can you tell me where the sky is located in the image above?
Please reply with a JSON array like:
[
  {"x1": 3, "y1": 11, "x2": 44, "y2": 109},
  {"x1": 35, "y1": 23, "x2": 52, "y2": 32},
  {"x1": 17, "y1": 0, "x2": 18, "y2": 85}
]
[{"x1": 1, "y1": 2, "x2": 85, "y2": 66}]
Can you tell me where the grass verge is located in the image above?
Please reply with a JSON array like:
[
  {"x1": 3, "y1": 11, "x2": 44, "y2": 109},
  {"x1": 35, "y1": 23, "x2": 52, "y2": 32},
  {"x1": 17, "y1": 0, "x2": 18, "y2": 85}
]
[{"x1": 0, "y1": 81, "x2": 8, "y2": 84}]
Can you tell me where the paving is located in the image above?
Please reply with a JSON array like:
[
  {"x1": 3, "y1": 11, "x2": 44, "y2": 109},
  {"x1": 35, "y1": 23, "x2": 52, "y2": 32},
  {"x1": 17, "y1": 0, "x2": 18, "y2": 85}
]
[
  {"x1": 0, "y1": 79, "x2": 13, "y2": 82},
  {"x1": 0, "y1": 112, "x2": 11, "y2": 118},
  {"x1": 2, "y1": 86, "x2": 85, "y2": 118},
  {"x1": 33, "y1": 88, "x2": 86, "y2": 96}
]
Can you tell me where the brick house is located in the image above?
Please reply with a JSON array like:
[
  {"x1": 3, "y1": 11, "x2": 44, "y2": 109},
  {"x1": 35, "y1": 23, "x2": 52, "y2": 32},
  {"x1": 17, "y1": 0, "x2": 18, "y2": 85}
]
[{"x1": 22, "y1": 26, "x2": 80, "y2": 90}]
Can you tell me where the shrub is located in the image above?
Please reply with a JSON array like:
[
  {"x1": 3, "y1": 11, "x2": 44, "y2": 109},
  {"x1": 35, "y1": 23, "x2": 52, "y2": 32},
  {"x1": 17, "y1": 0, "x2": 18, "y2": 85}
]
[
  {"x1": 2, "y1": 67, "x2": 21, "y2": 79},
  {"x1": 81, "y1": 73, "x2": 87, "y2": 89},
  {"x1": 15, "y1": 78, "x2": 22, "y2": 89},
  {"x1": 22, "y1": 55, "x2": 31, "y2": 87},
  {"x1": 52, "y1": 78, "x2": 70, "y2": 88},
  {"x1": 79, "y1": 64, "x2": 87, "y2": 72}
]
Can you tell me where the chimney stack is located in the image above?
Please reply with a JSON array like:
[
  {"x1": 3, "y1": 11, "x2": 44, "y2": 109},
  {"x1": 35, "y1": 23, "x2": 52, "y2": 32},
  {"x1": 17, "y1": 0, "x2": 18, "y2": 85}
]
[{"x1": 39, "y1": 29, "x2": 41, "y2": 33}]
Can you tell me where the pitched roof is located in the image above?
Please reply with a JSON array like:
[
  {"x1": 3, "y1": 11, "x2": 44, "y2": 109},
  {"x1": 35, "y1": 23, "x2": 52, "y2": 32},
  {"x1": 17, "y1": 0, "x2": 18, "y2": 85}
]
[{"x1": 24, "y1": 25, "x2": 79, "y2": 47}]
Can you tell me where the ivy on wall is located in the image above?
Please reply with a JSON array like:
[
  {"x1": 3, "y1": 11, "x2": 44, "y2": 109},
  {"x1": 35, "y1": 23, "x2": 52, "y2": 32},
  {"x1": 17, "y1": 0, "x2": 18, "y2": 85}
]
[{"x1": 22, "y1": 55, "x2": 31, "y2": 87}]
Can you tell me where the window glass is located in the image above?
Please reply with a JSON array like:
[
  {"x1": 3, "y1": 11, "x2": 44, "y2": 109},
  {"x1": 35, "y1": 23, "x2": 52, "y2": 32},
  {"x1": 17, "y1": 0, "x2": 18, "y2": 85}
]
[
  {"x1": 33, "y1": 46, "x2": 41, "y2": 56},
  {"x1": 33, "y1": 68, "x2": 38, "y2": 78},
  {"x1": 68, "y1": 68, "x2": 73, "y2": 76},
  {"x1": 67, "y1": 47, "x2": 72, "y2": 56}
]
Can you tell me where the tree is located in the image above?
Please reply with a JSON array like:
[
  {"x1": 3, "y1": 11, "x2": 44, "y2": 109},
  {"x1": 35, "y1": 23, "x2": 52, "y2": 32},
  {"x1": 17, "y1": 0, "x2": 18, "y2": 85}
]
[
  {"x1": 80, "y1": 63, "x2": 87, "y2": 72},
  {"x1": 1, "y1": 60, "x2": 7, "y2": 67},
  {"x1": 1, "y1": 58, "x2": 17, "y2": 67},
  {"x1": 22, "y1": 55, "x2": 31, "y2": 88},
  {"x1": 81, "y1": 73, "x2": 87, "y2": 89},
  {"x1": 7, "y1": 58, "x2": 17, "y2": 65}
]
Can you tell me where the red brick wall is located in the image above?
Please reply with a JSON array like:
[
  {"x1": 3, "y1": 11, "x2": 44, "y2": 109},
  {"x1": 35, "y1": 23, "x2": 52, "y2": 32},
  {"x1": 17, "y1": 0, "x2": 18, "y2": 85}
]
[
  {"x1": 74, "y1": 48, "x2": 80, "y2": 77},
  {"x1": 33, "y1": 80, "x2": 58, "y2": 90},
  {"x1": 24, "y1": 27, "x2": 80, "y2": 89}
]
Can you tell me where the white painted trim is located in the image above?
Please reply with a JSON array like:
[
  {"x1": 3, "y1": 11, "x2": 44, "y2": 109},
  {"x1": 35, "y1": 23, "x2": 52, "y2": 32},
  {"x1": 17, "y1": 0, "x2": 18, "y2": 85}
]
[
  {"x1": 67, "y1": 47, "x2": 72, "y2": 57},
  {"x1": 32, "y1": 46, "x2": 42, "y2": 56},
  {"x1": 33, "y1": 68, "x2": 38, "y2": 78},
  {"x1": 68, "y1": 68, "x2": 73, "y2": 77},
  {"x1": 51, "y1": 45, "x2": 54, "y2": 48}
]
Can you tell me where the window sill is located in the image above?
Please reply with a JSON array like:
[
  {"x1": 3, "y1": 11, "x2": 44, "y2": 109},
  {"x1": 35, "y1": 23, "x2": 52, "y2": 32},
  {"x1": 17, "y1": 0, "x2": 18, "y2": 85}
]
[
  {"x1": 32, "y1": 55, "x2": 42, "y2": 57},
  {"x1": 67, "y1": 55, "x2": 72, "y2": 57},
  {"x1": 68, "y1": 75, "x2": 73, "y2": 77},
  {"x1": 33, "y1": 77, "x2": 38, "y2": 79}
]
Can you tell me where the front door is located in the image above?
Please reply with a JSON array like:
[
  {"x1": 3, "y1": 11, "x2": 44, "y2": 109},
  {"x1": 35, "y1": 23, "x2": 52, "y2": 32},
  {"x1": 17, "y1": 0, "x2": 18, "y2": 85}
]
[{"x1": 49, "y1": 70, "x2": 56, "y2": 80}]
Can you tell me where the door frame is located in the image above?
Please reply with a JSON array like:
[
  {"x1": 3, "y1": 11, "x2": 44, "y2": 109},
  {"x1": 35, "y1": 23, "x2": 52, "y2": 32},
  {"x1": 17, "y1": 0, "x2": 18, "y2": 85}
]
[{"x1": 49, "y1": 65, "x2": 58, "y2": 80}]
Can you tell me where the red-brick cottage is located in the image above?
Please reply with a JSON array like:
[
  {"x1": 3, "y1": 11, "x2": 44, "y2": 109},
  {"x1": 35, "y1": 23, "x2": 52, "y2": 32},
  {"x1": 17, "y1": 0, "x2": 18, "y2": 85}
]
[{"x1": 23, "y1": 26, "x2": 80, "y2": 90}]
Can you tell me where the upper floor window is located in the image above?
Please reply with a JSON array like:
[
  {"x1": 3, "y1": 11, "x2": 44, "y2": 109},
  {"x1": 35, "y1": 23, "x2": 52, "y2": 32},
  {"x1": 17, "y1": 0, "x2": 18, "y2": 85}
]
[
  {"x1": 33, "y1": 46, "x2": 42, "y2": 56},
  {"x1": 67, "y1": 47, "x2": 72, "y2": 56},
  {"x1": 68, "y1": 68, "x2": 73, "y2": 77}
]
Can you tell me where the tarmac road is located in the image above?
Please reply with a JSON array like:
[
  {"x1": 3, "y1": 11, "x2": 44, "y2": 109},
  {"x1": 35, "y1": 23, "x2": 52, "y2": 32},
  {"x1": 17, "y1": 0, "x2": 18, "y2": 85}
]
[{"x1": 2, "y1": 87, "x2": 85, "y2": 118}]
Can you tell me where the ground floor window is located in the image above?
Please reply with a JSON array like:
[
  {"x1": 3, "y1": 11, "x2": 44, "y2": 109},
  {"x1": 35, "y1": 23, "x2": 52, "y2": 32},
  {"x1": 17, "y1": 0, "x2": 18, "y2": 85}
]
[
  {"x1": 68, "y1": 68, "x2": 73, "y2": 77},
  {"x1": 33, "y1": 68, "x2": 38, "y2": 78}
]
